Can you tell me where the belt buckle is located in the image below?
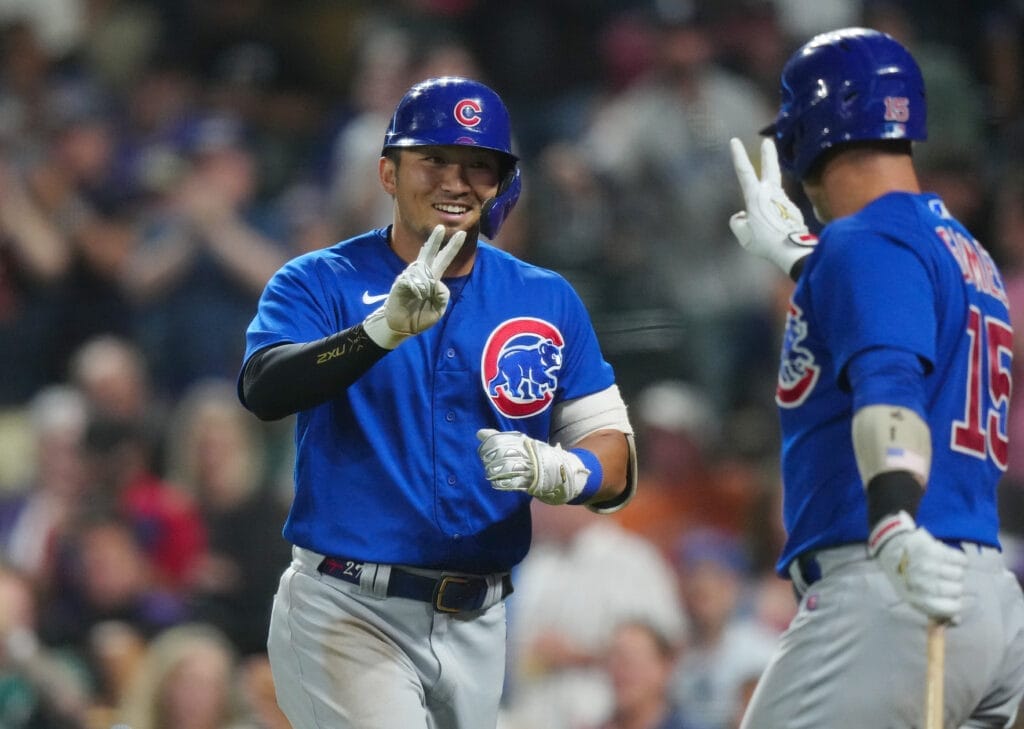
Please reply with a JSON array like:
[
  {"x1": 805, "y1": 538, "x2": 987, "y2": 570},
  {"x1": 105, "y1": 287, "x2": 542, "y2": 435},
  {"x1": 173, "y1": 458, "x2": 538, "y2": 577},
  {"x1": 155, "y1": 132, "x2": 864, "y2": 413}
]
[
  {"x1": 432, "y1": 577, "x2": 483, "y2": 610},
  {"x1": 434, "y1": 575, "x2": 471, "y2": 613}
]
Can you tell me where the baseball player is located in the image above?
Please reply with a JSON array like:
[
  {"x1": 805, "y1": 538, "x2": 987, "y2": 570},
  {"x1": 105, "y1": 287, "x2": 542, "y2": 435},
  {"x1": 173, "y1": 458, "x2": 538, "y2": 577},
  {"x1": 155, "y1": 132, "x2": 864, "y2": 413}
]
[
  {"x1": 727, "y1": 28, "x2": 1024, "y2": 728},
  {"x1": 237, "y1": 76, "x2": 636, "y2": 729}
]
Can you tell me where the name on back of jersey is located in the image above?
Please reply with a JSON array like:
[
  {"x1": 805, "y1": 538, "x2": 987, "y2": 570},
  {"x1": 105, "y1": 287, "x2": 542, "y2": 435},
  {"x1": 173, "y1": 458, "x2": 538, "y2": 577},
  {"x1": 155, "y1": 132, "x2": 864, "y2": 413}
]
[{"x1": 936, "y1": 225, "x2": 1008, "y2": 307}]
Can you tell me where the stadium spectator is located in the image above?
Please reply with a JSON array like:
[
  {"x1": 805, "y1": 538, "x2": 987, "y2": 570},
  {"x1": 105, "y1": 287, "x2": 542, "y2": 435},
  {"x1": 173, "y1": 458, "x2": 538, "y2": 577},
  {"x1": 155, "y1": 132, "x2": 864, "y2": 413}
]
[
  {"x1": 0, "y1": 385, "x2": 88, "y2": 589},
  {"x1": 586, "y1": 619, "x2": 701, "y2": 729},
  {"x1": 115, "y1": 622, "x2": 241, "y2": 729},
  {"x1": 501, "y1": 501, "x2": 686, "y2": 729},
  {"x1": 669, "y1": 529, "x2": 777, "y2": 729},
  {"x1": 68, "y1": 334, "x2": 170, "y2": 472},
  {"x1": 0, "y1": 559, "x2": 91, "y2": 729},
  {"x1": 121, "y1": 113, "x2": 288, "y2": 397},
  {"x1": 165, "y1": 379, "x2": 290, "y2": 656},
  {"x1": 37, "y1": 514, "x2": 189, "y2": 671},
  {"x1": 575, "y1": 5, "x2": 779, "y2": 414},
  {"x1": 80, "y1": 414, "x2": 206, "y2": 590}
]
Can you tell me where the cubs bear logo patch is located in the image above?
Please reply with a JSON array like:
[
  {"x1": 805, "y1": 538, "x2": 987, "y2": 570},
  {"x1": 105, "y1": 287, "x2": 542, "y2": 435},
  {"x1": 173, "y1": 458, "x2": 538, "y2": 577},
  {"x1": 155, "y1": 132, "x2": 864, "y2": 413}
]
[
  {"x1": 777, "y1": 301, "x2": 820, "y2": 408},
  {"x1": 481, "y1": 317, "x2": 564, "y2": 418}
]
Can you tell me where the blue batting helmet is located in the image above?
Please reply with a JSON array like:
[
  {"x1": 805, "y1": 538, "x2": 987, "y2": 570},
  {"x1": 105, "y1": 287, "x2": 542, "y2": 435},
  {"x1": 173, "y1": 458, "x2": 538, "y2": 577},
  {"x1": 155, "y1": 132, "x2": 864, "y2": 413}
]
[
  {"x1": 763, "y1": 27, "x2": 927, "y2": 180},
  {"x1": 383, "y1": 76, "x2": 521, "y2": 238}
]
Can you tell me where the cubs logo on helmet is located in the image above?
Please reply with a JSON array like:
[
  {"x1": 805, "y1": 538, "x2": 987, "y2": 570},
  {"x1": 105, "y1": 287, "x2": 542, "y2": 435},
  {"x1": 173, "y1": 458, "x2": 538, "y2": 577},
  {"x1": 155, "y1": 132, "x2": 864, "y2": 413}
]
[
  {"x1": 777, "y1": 302, "x2": 820, "y2": 408},
  {"x1": 481, "y1": 318, "x2": 564, "y2": 418},
  {"x1": 454, "y1": 99, "x2": 482, "y2": 127}
]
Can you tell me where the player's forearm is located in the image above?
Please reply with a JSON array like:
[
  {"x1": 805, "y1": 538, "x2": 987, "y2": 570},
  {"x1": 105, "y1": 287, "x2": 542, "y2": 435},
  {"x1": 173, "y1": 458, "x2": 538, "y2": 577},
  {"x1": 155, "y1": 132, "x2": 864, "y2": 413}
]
[
  {"x1": 847, "y1": 347, "x2": 931, "y2": 528},
  {"x1": 571, "y1": 429, "x2": 629, "y2": 505},
  {"x1": 240, "y1": 325, "x2": 388, "y2": 420}
]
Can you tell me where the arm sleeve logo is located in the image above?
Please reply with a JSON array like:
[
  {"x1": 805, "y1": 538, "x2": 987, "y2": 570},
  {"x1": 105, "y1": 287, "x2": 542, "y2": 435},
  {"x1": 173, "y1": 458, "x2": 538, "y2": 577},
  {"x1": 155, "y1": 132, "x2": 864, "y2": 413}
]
[{"x1": 777, "y1": 301, "x2": 821, "y2": 408}]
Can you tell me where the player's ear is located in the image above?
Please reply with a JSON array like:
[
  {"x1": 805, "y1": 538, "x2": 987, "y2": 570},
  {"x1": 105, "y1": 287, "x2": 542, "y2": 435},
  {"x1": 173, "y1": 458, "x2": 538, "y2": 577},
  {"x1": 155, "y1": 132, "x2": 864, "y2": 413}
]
[{"x1": 379, "y1": 155, "x2": 397, "y2": 195}]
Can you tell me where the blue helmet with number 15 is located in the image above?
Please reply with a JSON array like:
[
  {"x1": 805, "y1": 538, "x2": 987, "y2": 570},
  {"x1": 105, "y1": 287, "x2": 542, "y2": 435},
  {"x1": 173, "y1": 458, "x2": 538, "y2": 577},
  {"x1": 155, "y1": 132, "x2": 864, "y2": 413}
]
[
  {"x1": 763, "y1": 27, "x2": 927, "y2": 180},
  {"x1": 383, "y1": 76, "x2": 521, "y2": 239}
]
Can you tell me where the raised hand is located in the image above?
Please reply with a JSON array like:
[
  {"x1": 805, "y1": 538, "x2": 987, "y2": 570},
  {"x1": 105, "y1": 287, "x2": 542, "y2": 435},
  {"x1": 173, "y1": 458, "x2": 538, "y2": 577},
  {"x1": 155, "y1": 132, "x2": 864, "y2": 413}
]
[
  {"x1": 363, "y1": 224, "x2": 466, "y2": 349},
  {"x1": 729, "y1": 137, "x2": 817, "y2": 278}
]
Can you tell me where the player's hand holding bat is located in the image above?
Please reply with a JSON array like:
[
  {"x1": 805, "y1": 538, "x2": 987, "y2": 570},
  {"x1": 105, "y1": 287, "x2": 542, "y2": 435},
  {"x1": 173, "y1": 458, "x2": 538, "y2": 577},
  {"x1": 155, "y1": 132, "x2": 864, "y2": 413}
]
[
  {"x1": 729, "y1": 137, "x2": 818, "y2": 278},
  {"x1": 364, "y1": 224, "x2": 466, "y2": 349},
  {"x1": 476, "y1": 429, "x2": 592, "y2": 506},
  {"x1": 868, "y1": 510, "x2": 968, "y2": 621}
]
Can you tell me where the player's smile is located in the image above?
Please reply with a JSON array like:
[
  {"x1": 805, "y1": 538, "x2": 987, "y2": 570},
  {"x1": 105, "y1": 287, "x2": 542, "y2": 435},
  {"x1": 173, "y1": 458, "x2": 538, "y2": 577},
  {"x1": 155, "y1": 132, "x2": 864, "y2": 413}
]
[{"x1": 432, "y1": 201, "x2": 474, "y2": 224}]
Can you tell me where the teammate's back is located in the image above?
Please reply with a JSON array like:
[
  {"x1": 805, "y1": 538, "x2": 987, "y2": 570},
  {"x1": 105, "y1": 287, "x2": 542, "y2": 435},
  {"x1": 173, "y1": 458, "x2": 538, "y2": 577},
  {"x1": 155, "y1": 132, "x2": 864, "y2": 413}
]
[{"x1": 726, "y1": 27, "x2": 1024, "y2": 729}]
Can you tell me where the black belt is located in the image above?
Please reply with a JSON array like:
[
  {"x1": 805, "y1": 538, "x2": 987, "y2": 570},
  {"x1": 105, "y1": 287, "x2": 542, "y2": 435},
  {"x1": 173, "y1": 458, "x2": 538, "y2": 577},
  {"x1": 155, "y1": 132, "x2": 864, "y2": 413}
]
[
  {"x1": 318, "y1": 556, "x2": 513, "y2": 613},
  {"x1": 789, "y1": 540, "x2": 994, "y2": 599},
  {"x1": 788, "y1": 552, "x2": 823, "y2": 599},
  {"x1": 794, "y1": 552, "x2": 822, "y2": 586}
]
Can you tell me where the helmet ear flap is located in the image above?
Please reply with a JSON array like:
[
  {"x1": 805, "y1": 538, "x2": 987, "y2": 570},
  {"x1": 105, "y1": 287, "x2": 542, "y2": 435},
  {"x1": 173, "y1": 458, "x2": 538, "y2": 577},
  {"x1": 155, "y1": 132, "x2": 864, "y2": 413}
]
[{"x1": 480, "y1": 166, "x2": 521, "y2": 240}]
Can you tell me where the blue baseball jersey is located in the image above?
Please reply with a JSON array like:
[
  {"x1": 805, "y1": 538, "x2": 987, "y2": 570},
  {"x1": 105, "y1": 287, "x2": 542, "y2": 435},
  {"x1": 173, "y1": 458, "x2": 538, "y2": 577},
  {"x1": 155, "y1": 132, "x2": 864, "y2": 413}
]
[
  {"x1": 240, "y1": 227, "x2": 616, "y2": 573},
  {"x1": 775, "y1": 193, "x2": 1011, "y2": 575}
]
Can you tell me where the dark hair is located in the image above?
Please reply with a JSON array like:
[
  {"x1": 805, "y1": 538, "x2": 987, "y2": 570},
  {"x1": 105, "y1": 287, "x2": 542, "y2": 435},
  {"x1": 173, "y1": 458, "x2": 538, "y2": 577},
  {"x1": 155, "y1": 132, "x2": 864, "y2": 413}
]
[{"x1": 803, "y1": 139, "x2": 913, "y2": 184}]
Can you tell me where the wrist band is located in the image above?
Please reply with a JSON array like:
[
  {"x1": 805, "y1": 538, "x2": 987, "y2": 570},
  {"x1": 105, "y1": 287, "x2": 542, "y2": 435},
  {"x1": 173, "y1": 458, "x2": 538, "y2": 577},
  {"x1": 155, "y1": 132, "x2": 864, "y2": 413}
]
[{"x1": 568, "y1": 448, "x2": 603, "y2": 504}]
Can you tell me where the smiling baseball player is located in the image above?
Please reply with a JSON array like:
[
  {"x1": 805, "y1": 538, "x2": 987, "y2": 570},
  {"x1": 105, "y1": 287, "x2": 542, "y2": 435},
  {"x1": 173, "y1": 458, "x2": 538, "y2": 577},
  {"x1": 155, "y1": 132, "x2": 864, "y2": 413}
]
[
  {"x1": 728, "y1": 28, "x2": 1024, "y2": 728},
  {"x1": 237, "y1": 76, "x2": 635, "y2": 729}
]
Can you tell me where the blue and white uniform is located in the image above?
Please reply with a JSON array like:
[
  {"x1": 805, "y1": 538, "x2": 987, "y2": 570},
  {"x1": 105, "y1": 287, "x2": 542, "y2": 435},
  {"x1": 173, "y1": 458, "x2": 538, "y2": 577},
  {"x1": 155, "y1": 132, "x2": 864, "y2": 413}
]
[
  {"x1": 743, "y1": 192, "x2": 1024, "y2": 729},
  {"x1": 241, "y1": 225, "x2": 630, "y2": 729},
  {"x1": 775, "y1": 193, "x2": 1008, "y2": 572},
  {"x1": 243, "y1": 227, "x2": 616, "y2": 572},
  {"x1": 735, "y1": 27, "x2": 1024, "y2": 729}
]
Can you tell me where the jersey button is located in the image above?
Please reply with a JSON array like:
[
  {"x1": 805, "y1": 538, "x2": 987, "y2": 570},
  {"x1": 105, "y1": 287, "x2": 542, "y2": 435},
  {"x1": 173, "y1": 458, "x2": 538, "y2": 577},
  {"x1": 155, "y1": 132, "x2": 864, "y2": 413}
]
[
  {"x1": 445, "y1": 348, "x2": 456, "y2": 359},
  {"x1": 447, "y1": 475, "x2": 457, "y2": 485},
  {"x1": 445, "y1": 411, "x2": 455, "y2": 422}
]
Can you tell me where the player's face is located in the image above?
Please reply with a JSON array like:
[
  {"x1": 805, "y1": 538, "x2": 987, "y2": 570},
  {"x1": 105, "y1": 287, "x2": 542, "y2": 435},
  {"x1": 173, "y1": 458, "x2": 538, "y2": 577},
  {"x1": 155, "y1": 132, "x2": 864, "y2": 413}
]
[{"x1": 382, "y1": 145, "x2": 502, "y2": 246}]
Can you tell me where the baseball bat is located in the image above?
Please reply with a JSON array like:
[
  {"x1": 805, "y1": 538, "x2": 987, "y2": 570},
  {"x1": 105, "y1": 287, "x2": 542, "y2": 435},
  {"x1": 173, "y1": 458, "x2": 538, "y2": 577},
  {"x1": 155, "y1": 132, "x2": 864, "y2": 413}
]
[{"x1": 924, "y1": 619, "x2": 945, "y2": 729}]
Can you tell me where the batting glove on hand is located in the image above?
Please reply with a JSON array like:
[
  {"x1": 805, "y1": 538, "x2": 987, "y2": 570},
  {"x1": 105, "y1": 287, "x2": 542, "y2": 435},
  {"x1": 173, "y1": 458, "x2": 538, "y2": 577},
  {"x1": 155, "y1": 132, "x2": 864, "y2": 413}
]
[
  {"x1": 476, "y1": 429, "x2": 591, "y2": 506},
  {"x1": 729, "y1": 137, "x2": 817, "y2": 278},
  {"x1": 868, "y1": 511, "x2": 968, "y2": 621},
  {"x1": 363, "y1": 224, "x2": 466, "y2": 349}
]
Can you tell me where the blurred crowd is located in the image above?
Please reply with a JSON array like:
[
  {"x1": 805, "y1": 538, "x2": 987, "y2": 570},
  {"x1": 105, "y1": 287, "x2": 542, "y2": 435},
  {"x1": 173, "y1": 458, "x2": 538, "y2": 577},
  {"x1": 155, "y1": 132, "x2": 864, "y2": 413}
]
[{"x1": 0, "y1": 0, "x2": 1023, "y2": 728}]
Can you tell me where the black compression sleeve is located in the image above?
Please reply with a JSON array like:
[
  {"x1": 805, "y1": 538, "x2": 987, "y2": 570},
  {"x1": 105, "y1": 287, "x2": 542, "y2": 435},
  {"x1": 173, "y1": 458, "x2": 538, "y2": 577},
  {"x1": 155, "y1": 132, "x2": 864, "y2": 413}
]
[
  {"x1": 865, "y1": 470, "x2": 924, "y2": 527},
  {"x1": 241, "y1": 323, "x2": 388, "y2": 421}
]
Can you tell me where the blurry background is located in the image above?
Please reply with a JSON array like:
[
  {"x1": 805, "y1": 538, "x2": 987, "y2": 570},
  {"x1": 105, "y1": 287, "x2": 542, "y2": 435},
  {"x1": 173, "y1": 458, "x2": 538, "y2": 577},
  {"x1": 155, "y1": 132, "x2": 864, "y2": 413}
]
[{"x1": 0, "y1": 1, "x2": 1021, "y2": 728}]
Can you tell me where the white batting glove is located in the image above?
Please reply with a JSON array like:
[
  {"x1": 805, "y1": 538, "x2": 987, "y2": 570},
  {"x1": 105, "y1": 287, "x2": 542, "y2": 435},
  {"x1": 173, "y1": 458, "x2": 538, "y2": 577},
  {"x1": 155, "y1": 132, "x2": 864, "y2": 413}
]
[
  {"x1": 868, "y1": 511, "x2": 968, "y2": 621},
  {"x1": 476, "y1": 429, "x2": 591, "y2": 506},
  {"x1": 729, "y1": 137, "x2": 817, "y2": 277},
  {"x1": 363, "y1": 224, "x2": 466, "y2": 349}
]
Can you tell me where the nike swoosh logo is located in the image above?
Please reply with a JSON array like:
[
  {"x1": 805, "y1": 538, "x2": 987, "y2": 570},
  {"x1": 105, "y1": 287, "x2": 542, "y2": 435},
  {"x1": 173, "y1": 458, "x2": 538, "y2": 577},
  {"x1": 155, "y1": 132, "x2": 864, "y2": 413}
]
[{"x1": 361, "y1": 291, "x2": 389, "y2": 305}]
